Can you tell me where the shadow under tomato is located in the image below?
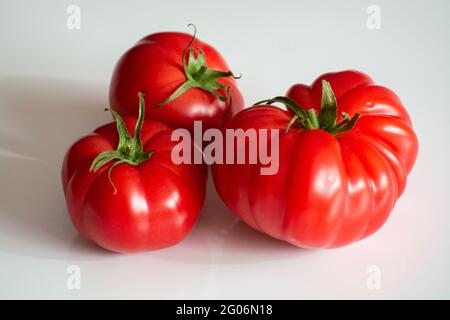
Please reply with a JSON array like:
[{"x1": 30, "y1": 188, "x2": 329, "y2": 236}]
[
  {"x1": 153, "y1": 171, "x2": 311, "y2": 266},
  {"x1": 0, "y1": 76, "x2": 311, "y2": 264}
]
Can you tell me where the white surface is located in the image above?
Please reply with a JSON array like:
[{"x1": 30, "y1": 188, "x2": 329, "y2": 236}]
[{"x1": 1, "y1": 0, "x2": 449, "y2": 299}]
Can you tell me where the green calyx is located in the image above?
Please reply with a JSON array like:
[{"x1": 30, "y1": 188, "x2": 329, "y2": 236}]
[
  {"x1": 90, "y1": 92, "x2": 154, "y2": 194},
  {"x1": 255, "y1": 80, "x2": 360, "y2": 135},
  {"x1": 156, "y1": 24, "x2": 240, "y2": 109}
]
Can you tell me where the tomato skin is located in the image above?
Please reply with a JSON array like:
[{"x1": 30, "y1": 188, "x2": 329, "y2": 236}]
[
  {"x1": 109, "y1": 32, "x2": 244, "y2": 132},
  {"x1": 62, "y1": 118, "x2": 207, "y2": 253},
  {"x1": 212, "y1": 71, "x2": 418, "y2": 248}
]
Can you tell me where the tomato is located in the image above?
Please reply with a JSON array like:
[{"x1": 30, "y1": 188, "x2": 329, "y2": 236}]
[
  {"x1": 109, "y1": 25, "x2": 244, "y2": 133},
  {"x1": 62, "y1": 94, "x2": 207, "y2": 253},
  {"x1": 212, "y1": 70, "x2": 418, "y2": 248}
]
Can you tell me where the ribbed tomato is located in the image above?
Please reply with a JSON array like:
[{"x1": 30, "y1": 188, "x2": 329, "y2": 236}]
[
  {"x1": 62, "y1": 94, "x2": 207, "y2": 252},
  {"x1": 109, "y1": 25, "x2": 244, "y2": 133},
  {"x1": 212, "y1": 70, "x2": 418, "y2": 248}
]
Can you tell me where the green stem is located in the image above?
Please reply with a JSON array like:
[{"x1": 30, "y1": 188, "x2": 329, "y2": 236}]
[
  {"x1": 157, "y1": 81, "x2": 195, "y2": 107},
  {"x1": 254, "y1": 80, "x2": 360, "y2": 135},
  {"x1": 306, "y1": 109, "x2": 319, "y2": 129},
  {"x1": 130, "y1": 92, "x2": 146, "y2": 158},
  {"x1": 90, "y1": 92, "x2": 154, "y2": 194},
  {"x1": 156, "y1": 24, "x2": 240, "y2": 110}
]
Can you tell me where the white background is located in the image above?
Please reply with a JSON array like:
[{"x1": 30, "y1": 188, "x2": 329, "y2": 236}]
[{"x1": 1, "y1": 0, "x2": 449, "y2": 299}]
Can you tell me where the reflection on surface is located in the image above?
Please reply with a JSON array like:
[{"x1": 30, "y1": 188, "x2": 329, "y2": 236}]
[
  {"x1": 0, "y1": 77, "x2": 308, "y2": 299},
  {"x1": 0, "y1": 77, "x2": 108, "y2": 260},
  {"x1": 0, "y1": 77, "x2": 307, "y2": 265}
]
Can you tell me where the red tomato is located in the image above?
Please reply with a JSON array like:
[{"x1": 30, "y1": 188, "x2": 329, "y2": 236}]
[
  {"x1": 212, "y1": 70, "x2": 418, "y2": 248},
  {"x1": 62, "y1": 94, "x2": 207, "y2": 253},
  {"x1": 109, "y1": 25, "x2": 244, "y2": 133}
]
